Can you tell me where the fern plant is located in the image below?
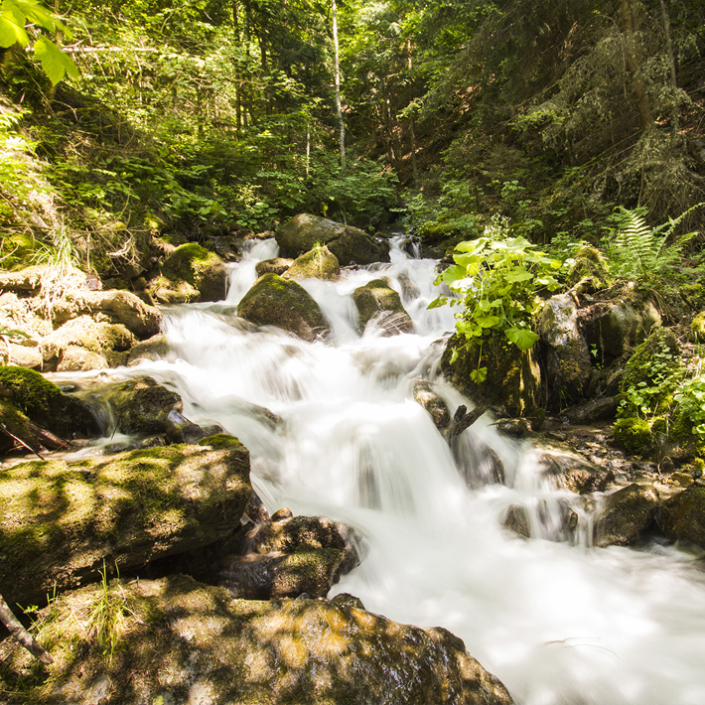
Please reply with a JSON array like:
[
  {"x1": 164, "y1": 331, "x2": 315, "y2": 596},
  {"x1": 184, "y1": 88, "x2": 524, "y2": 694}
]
[{"x1": 603, "y1": 203, "x2": 704, "y2": 284}]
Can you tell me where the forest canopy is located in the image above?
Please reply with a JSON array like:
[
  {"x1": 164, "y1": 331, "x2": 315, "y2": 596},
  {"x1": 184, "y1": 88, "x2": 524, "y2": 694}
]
[{"x1": 1, "y1": 0, "x2": 705, "y2": 284}]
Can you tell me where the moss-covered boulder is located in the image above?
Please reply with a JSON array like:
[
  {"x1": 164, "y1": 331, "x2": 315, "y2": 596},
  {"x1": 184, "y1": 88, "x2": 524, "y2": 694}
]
[
  {"x1": 282, "y1": 244, "x2": 340, "y2": 280},
  {"x1": 103, "y1": 376, "x2": 182, "y2": 436},
  {"x1": 0, "y1": 366, "x2": 99, "y2": 443},
  {"x1": 0, "y1": 439, "x2": 251, "y2": 609},
  {"x1": 583, "y1": 297, "x2": 661, "y2": 362},
  {"x1": 441, "y1": 334, "x2": 541, "y2": 417},
  {"x1": 0, "y1": 574, "x2": 514, "y2": 705},
  {"x1": 255, "y1": 257, "x2": 294, "y2": 277},
  {"x1": 276, "y1": 213, "x2": 390, "y2": 266},
  {"x1": 51, "y1": 289, "x2": 161, "y2": 340},
  {"x1": 567, "y1": 245, "x2": 610, "y2": 290},
  {"x1": 660, "y1": 486, "x2": 705, "y2": 550},
  {"x1": 594, "y1": 483, "x2": 660, "y2": 547},
  {"x1": 613, "y1": 417, "x2": 652, "y2": 455},
  {"x1": 352, "y1": 278, "x2": 415, "y2": 336},
  {"x1": 537, "y1": 293, "x2": 591, "y2": 408},
  {"x1": 620, "y1": 328, "x2": 680, "y2": 394},
  {"x1": 40, "y1": 315, "x2": 135, "y2": 371},
  {"x1": 237, "y1": 272, "x2": 331, "y2": 342},
  {"x1": 149, "y1": 243, "x2": 228, "y2": 304}
]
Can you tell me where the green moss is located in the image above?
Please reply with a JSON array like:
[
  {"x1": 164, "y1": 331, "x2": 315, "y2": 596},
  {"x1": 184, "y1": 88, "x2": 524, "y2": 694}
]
[
  {"x1": 613, "y1": 417, "x2": 652, "y2": 454},
  {"x1": 198, "y1": 433, "x2": 243, "y2": 450},
  {"x1": 162, "y1": 243, "x2": 222, "y2": 285},
  {"x1": 0, "y1": 366, "x2": 61, "y2": 417},
  {"x1": 691, "y1": 312, "x2": 705, "y2": 343}
]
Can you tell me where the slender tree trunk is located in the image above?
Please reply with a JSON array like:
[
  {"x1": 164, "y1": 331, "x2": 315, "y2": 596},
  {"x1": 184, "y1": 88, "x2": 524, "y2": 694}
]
[
  {"x1": 658, "y1": 0, "x2": 679, "y2": 140},
  {"x1": 0, "y1": 593, "x2": 53, "y2": 664},
  {"x1": 332, "y1": 0, "x2": 345, "y2": 172},
  {"x1": 407, "y1": 39, "x2": 418, "y2": 188},
  {"x1": 619, "y1": 0, "x2": 652, "y2": 131}
]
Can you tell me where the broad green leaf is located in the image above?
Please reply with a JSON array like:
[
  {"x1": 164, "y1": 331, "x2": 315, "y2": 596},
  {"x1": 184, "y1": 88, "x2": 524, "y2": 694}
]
[
  {"x1": 15, "y1": 0, "x2": 55, "y2": 32},
  {"x1": 34, "y1": 36, "x2": 79, "y2": 85},
  {"x1": 441, "y1": 264, "x2": 468, "y2": 285},
  {"x1": 427, "y1": 296, "x2": 446, "y2": 310},
  {"x1": 505, "y1": 327, "x2": 539, "y2": 350},
  {"x1": 452, "y1": 252, "x2": 481, "y2": 268},
  {"x1": 0, "y1": 5, "x2": 29, "y2": 47},
  {"x1": 475, "y1": 315, "x2": 501, "y2": 328},
  {"x1": 504, "y1": 267, "x2": 533, "y2": 283},
  {"x1": 455, "y1": 237, "x2": 488, "y2": 254}
]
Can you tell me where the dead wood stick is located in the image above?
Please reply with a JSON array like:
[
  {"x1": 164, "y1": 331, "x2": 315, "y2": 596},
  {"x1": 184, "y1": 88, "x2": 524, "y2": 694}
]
[
  {"x1": 442, "y1": 404, "x2": 488, "y2": 443},
  {"x1": 0, "y1": 423, "x2": 45, "y2": 460},
  {"x1": 0, "y1": 593, "x2": 53, "y2": 665}
]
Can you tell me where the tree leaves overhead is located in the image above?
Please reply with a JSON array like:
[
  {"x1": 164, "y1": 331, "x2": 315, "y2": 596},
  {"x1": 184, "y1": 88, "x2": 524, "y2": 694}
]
[{"x1": 34, "y1": 35, "x2": 79, "y2": 85}]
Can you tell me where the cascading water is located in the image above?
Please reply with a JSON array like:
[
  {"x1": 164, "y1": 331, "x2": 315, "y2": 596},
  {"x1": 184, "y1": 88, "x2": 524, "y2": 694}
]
[{"x1": 60, "y1": 237, "x2": 705, "y2": 705}]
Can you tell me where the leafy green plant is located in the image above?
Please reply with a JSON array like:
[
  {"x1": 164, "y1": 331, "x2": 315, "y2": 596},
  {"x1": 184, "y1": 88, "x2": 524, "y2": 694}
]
[
  {"x1": 430, "y1": 234, "x2": 561, "y2": 382},
  {"x1": 674, "y1": 374, "x2": 705, "y2": 444},
  {"x1": 602, "y1": 204, "x2": 704, "y2": 286}
]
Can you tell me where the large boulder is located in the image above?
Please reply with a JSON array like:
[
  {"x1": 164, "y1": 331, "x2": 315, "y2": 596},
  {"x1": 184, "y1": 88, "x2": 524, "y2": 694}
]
[
  {"x1": 0, "y1": 574, "x2": 514, "y2": 705},
  {"x1": 103, "y1": 376, "x2": 183, "y2": 436},
  {"x1": 538, "y1": 293, "x2": 591, "y2": 408},
  {"x1": 220, "y1": 514, "x2": 359, "y2": 600},
  {"x1": 582, "y1": 297, "x2": 661, "y2": 362},
  {"x1": 148, "y1": 243, "x2": 228, "y2": 304},
  {"x1": 238, "y1": 272, "x2": 331, "y2": 342},
  {"x1": 282, "y1": 244, "x2": 340, "y2": 280},
  {"x1": 352, "y1": 278, "x2": 414, "y2": 336},
  {"x1": 0, "y1": 437, "x2": 251, "y2": 609},
  {"x1": 0, "y1": 366, "x2": 99, "y2": 448},
  {"x1": 594, "y1": 483, "x2": 660, "y2": 547},
  {"x1": 41, "y1": 315, "x2": 135, "y2": 371},
  {"x1": 441, "y1": 334, "x2": 542, "y2": 417},
  {"x1": 660, "y1": 486, "x2": 705, "y2": 550},
  {"x1": 255, "y1": 257, "x2": 293, "y2": 277},
  {"x1": 51, "y1": 289, "x2": 161, "y2": 339},
  {"x1": 276, "y1": 213, "x2": 390, "y2": 266},
  {"x1": 531, "y1": 439, "x2": 615, "y2": 494}
]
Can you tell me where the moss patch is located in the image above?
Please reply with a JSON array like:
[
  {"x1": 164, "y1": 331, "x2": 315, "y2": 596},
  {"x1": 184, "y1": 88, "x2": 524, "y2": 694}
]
[
  {"x1": 0, "y1": 443, "x2": 251, "y2": 610},
  {"x1": 613, "y1": 417, "x2": 652, "y2": 455}
]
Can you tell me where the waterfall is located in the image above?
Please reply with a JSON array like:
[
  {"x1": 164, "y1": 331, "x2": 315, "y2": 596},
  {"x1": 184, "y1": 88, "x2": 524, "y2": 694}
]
[{"x1": 56, "y1": 236, "x2": 705, "y2": 705}]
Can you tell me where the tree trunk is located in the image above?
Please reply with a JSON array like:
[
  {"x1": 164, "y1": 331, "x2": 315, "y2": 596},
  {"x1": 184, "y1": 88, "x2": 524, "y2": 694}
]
[
  {"x1": 407, "y1": 39, "x2": 418, "y2": 188},
  {"x1": 619, "y1": 0, "x2": 652, "y2": 131},
  {"x1": 332, "y1": 0, "x2": 345, "y2": 172},
  {"x1": 658, "y1": 0, "x2": 679, "y2": 140}
]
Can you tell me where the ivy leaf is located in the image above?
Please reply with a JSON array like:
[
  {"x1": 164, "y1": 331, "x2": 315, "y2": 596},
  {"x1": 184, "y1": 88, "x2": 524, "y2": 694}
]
[
  {"x1": 33, "y1": 36, "x2": 79, "y2": 85},
  {"x1": 0, "y1": 4, "x2": 29, "y2": 47},
  {"x1": 505, "y1": 327, "x2": 539, "y2": 350}
]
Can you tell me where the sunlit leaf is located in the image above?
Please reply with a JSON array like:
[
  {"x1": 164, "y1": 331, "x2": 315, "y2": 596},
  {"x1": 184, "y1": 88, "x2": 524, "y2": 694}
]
[
  {"x1": 505, "y1": 327, "x2": 538, "y2": 350},
  {"x1": 0, "y1": 4, "x2": 29, "y2": 47},
  {"x1": 34, "y1": 36, "x2": 79, "y2": 85}
]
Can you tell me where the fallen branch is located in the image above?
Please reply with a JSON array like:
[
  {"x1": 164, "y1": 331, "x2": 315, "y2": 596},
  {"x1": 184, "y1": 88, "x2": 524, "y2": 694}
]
[
  {"x1": 442, "y1": 404, "x2": 488, "y2": 443},
  {"x1": 0, "y1": 593, "x2": 53, "y2": 665},
  {"x1": 0, "y1": 423, "x2": 44, "y2": 460}
]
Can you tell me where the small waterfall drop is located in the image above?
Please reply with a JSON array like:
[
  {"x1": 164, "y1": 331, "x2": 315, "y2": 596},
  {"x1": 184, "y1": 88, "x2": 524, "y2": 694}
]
[{"x1": 61, "y1": 235, "x2": 705, "y2": 705}]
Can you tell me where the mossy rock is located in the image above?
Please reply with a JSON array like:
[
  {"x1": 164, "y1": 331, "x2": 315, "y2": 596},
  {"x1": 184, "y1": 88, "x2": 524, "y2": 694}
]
[
  {"x1": 567, "y1": 245, "x2": 610, "y2": 289},
  {"x1": 613, "y1": 417, "x2": 652, "y2": 455},
  {"x1": 441, "y1": 334, "x2": 541, "y2": 417},
  {"x1": 126, "y1": 333, "x2": 169, "y2": 366},
  {"x1": 237, "y1": 272, "x2": 331, "y2": 342},
  {"x1": 104, "y1": 376, "x2": 183, "y2": 436},
  {"x1": 255, "y1": 257, "x2": 293, "y2": 277},
  {"x1": 0, "y1": 440, "x2": 251, "y2": 610},
  {"x1": 151, "y1": 243, "x2": 228, "y2": 303},
  {"x1": 275, "y1": 213, "x2": 390, "y2": 266},
  {"x1": 620, "y1": 328, "x2": 680, "y2": 392},
  {"x1": 352, "y1": 278, "x2": 414, "y2": 336},
  {"x1": 282, "y1": 245, "x2": 340, "y2": 281},
  {"x1": 0, "y1": 365, "x2": 99, "y2": 439},
  {"x1": 0, "y1": 574, "x2": 514, "y2": 705},
  {"x1": 594, "y1": 483, "x2": 660, "y2": 547},
  {"x1": 691, "y1": 311, "x2": 705, "y2": 343},
  {"x1": 660, "y1": 487, "x2": 705, "y2": 550}
]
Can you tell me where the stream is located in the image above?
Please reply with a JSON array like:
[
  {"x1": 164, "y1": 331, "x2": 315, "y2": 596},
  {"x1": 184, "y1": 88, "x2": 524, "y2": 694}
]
[{"x1": 59, "y1": 237, "x2": 705, "y2": 705}]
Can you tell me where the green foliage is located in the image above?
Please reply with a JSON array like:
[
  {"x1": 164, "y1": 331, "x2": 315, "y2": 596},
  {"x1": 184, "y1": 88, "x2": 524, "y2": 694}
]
[
  {"x1": 618, "y1": 329, "x2": 683, "y2": 420},
  {"x1": 602, "y1": 205, "x2": 704, "y2": 287},
  {"x1": 430, "y1": 234, "x2": 561, "y2": 381},
  {"x1": 674, "y1": 374, "x2": 705, "y2": 445},
  {"x1": 0, "y1": 0, "x2": 77, "y2": 84},
  {"x1": 613, "y1": 417, "x2": 652, "y2": 455}
]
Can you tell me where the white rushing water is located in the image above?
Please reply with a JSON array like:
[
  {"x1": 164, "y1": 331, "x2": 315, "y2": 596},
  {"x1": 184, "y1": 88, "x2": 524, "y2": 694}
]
[{"x1": 74, "y1": 238, "x2": 705, "y2": 704}]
